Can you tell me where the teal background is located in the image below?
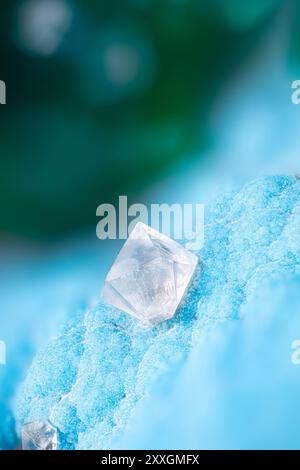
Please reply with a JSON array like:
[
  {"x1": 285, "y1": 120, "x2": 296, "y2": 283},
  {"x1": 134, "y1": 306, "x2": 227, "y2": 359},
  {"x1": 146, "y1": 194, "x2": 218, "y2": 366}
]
[{"x1": 1, "y1": 0, "x2": 298, "y2": 240}]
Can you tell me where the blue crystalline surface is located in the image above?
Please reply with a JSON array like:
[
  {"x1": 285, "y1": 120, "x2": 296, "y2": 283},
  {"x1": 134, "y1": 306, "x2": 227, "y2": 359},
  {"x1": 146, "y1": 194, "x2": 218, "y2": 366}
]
[
  {"x1": 14, "y1": 176, "x2": 300, "y2": 449},
  {"x1": 0, "y1": 241, "x2": 103, "y2": 450},
  {"x1": 115, "y1": 273, "x2": 300, "y2": 450}
]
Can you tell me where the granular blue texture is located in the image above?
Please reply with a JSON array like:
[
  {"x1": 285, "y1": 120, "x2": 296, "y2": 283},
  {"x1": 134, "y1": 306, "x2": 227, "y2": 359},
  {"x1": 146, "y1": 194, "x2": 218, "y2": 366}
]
[
  {"x1": 114, "y1": 273, "x2": 300, "y2": 449},
  {"x1": 0, "y1": 241, "x2": 104, "y2": 449},
  {"x1": 14, "y1": 176, "x2": 300, "y2": 449}
]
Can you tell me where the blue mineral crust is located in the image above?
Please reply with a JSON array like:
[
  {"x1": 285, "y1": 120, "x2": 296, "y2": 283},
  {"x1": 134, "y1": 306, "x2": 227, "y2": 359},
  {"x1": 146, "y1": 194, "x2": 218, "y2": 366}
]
[{"x1": 14, "y1": 176, "x2": 300, "y2": 449}]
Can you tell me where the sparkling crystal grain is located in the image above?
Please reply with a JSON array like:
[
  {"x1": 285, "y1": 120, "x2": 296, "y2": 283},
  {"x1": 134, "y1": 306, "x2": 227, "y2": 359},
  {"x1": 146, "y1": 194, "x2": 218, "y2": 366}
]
[
  {"x1": 21, "y1": 420, "x2": 58, "y2": 450},
  {"x1": 102, "y1": 222, "x2": 198, "y2": 325}
]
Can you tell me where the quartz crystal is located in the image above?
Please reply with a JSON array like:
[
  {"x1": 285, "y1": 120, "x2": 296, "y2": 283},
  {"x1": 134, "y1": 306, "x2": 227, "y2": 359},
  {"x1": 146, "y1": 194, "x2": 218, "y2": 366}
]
[
  {"x1": 102, "y1": 222, "x2": 198, "y2": 325},
  {"x1": 21, "y1": 420, "x2": 58, "y2": 450}
]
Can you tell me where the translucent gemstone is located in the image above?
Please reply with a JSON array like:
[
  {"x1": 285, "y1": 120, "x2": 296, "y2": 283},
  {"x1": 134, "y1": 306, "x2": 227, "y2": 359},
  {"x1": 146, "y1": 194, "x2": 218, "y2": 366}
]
[
  {"x1": 102, "y1": 222, "x2": 198, "y2": 325},
  {"x1": 21, "y1": 420, "x2": 58, "y2": 450}
]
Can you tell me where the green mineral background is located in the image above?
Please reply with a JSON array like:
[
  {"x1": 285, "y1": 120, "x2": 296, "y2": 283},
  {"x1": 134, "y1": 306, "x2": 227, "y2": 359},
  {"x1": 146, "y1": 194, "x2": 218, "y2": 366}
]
[{"x1": 1, "y1": 0, "x2": 299, "y2": 240}]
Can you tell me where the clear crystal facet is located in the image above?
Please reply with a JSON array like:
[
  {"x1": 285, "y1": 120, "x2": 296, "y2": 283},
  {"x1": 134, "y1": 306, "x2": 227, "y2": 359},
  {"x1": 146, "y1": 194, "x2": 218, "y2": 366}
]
[
  {"x1": 102, "y1": 222, "x2": 198, "y2": 325},
  {"x1": 21, "y1": 420, "x2": 58, "y2": 450}
]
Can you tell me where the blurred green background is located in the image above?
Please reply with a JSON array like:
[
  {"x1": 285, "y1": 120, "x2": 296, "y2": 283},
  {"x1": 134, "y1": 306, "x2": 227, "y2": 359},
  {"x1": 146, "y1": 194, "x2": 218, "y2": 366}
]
[{"x1": 0, "y1": 0, "x2": 298, "y2": 240}]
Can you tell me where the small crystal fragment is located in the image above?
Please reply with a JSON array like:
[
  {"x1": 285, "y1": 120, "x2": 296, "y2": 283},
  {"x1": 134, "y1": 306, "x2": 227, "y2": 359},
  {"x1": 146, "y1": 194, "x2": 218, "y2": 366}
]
[
  {"x1": 102, "y1": 222, "x2": 198, "y2": 325},
  {"x1": 21, "y1": 420, "x2": 58, "y2": 450}
]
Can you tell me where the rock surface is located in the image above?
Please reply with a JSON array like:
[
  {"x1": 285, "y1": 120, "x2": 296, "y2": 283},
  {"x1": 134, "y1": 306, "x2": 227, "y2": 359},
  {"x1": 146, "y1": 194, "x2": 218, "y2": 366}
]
[{"x1": 15, "y1": 176, "x2": 300, "y2": 449}]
